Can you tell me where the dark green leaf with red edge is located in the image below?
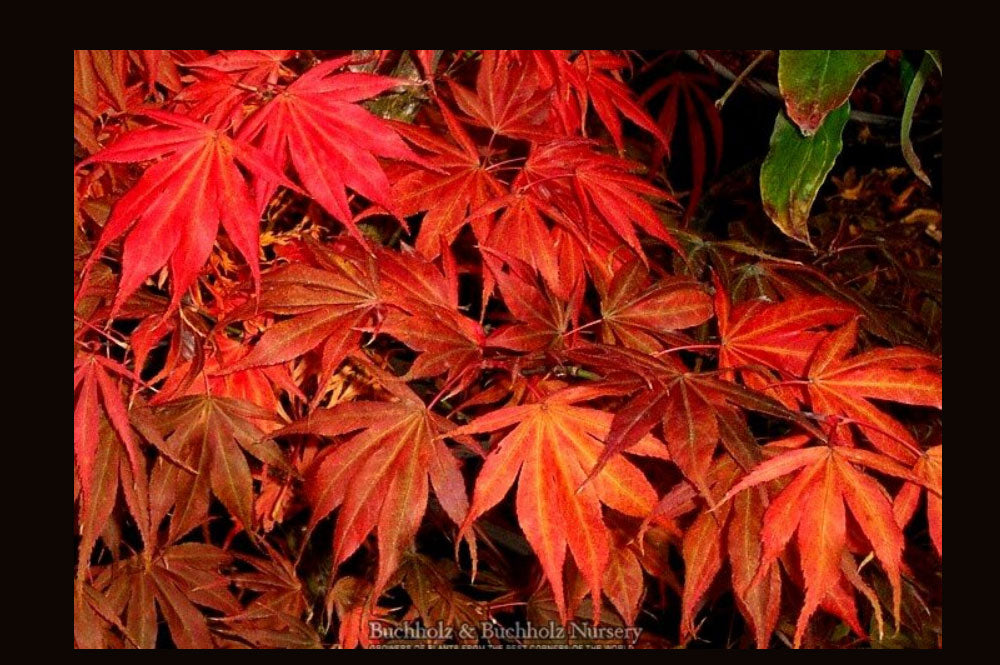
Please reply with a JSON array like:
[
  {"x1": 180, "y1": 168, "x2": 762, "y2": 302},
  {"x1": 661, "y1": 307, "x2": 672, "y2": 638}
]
[
  {"x1": 760, "y1": 103, "x2": 850, "y2": 246},
  {"x1": 778, "y1": 50, "x2": 884, "y2": 135}
]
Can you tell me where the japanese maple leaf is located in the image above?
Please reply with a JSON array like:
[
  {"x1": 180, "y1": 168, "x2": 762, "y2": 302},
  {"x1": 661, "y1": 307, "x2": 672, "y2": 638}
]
[
  {"x1": 661, "y1": 451, "x2": 781, "y2": 647},
  {"x1": 476, "y1": 190, "x2": 573, "y2": 300},
  {"x1": 376, "y1": 243, "x2": 487, "y2": 392},
  {"x1": 277, "y1": 377, "x2": 470, "y2": 594},
  {"x1": 519, "y1": 140, "x2": 683, "y2": 259},
  {"x1": 448, "y1": 50, "x2": 555, "y2": 142},
  {"x1": 74, "y1": 410, "x2": 151, "y2": 591},
  {"x1": 893, "y1": 444, "x2": 942, "y2": 557},
  {"x1": 805, "y1": 318, "x2": 943, "y2": 463},
  {"x1": 93, "y1": 540, "x2": 240, "y2": 649},
  {"x1": 373, "y1": 242, "x2": 461, "y2": 314},
  {"x1": 237, "y1": 56, "x2": 424, "y2": 241},
  {"x1": 152, "y1": 336, "x2": 302, "y2": 433},
  {"x1": 173, "y1": 50, "x2": 295, "y2": 128},
  {"x1": 568, "y1": 343, "x2": 816, "y2": 497},
  {"x1": 719, "y1": 440, "x2": 925, "y2": 648},
  {"x1": 76, "y1": 110, "x2": 292, "y2": 315},
  {"x1": 714, "y1": 279, "x2": 856, "y2": 408},
  {"x1": 599, "y1": 537, "x2": 646, "y2": 625},
  {"x1": 394, "y1": 554, "x2": 491, "y2": 641},
  {"x1": 185, "y1": 50, "x2": 293, "y2": 78},
  {"x1": 230, "y1": 543, "x2": 310, "y2": 620},
  {"x1": 448, "y1": 385, "x2": 670, "y2": 623},
  {"x1": 75, "y1": 355, "x2": 184, "y2": 581},
  {"x1": 640, "y1": 71, "x2": 724, "y2": 222},
  {"x1": 74, "y1": 355, "x2": 145, "y2": 510},
  {"x1": 146, "y1": 394, "x2": 289, "y2": 542},
  {"x1": 224, "y1": 244, "x2": 382, "y2": 388},
  {"x1": 560, "y1": 51, "x2": 669, "y2": 154},
  {"x1": 75, "y1": 50, "x2": 183, "y2": 122},
  {"x1": 381, "y1": 308, "x2": 484, "y2": 389},
  {"x1": 75, "y1": 581, "x2": 129, "y2": 648},
  {"x1": 329, "y1": 576, "x2": 393, "y2": 649},
  {"x1": 678, "y1": 457, "x2": 743, "y2": 643},
  {"x1": 717, "y1": 287, "x2": 856, "y2": 378},
  {"x1": 74, "y1": 50, "x2": 131, "y2": 117},
  {"x1": 484, "y1": 257, "x2": 580, "y2": 353},
  {"x1": 387, "y1": 104, "x2": 506, "y2": 259},
  {"x1": 467, "y1": 141, "x2": 680, "y2": 301},
  {"x1": 220, "y1": 543, "x2": 322, "y2": 649},
  {"x1": 598, "y1": 258, "x2": 713, "y2": 353}
]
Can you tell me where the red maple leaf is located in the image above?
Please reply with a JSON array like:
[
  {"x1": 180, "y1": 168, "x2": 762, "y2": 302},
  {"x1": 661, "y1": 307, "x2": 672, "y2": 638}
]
[
  {"x1": 77, "y1": 110, "x2": 292, "y2": 314},
  {"x1": 237, "y1": 56, "x2": 425, "y2": 241},
  {"x1": 449, "y1": 383, "x2": 669, "y2": 623}
]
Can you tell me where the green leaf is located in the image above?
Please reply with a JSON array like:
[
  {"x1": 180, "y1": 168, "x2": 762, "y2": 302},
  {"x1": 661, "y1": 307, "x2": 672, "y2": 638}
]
[
  {"x1": 901, "y1": 53, "x2": 936, "y2": 187},
  {"x1": 760, "y1": 103, "x2": 850, "y2": 247},
  {"x1": 778, "y1": 50, "x2": 884, "y2": 135},
  {"x1": 926, "y1": 50, "x2": 943, "y2": 73}
]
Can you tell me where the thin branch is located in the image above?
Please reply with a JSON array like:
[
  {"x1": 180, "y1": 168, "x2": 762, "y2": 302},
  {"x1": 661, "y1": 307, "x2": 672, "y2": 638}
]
[{"x1": 715, "y1": 50, "x2": 772, "y2": 111}]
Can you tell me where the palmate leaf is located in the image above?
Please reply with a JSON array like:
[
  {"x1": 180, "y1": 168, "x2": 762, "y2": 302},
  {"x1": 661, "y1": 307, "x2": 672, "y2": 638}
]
[
  {"x1": 75, "y1": 416, "x2": 151, "y2": 589},
  {"x1": 448, "y1": 384, "x2": 669, "y2": 623},
  {"x1": 93, "y1": 540, "x2": 241, "y2": 649},
  {"x1": 225, "y1": 242, "x2": 381, "y2": 381},
  {"x1": 894, "y1": 444, "x2": 942, "y2": 557},
  {"x1": 145, "y1": 395, "x2": 289, "y2": 543},
  {"x1": 640, "y1": 71, "x2": 724, "y2": 223},
  {"x1": 518, "y1": 139, "x2": 683, "y2": 259},
  {"x1": 374, "y1": 237, "x2": 487, "y2": 391},
  {"x1": 468, "y1": 140, "x2": 683, "y2": 304},
  {"x1": 559, "y1": 50, "x2": 669, "y2": 154},
  {"x1": 220, "y1": 543, "x2": 322, "y2": 649},
  {"x1": 448, "y1": 50, "x2": 556, "y2": 142},
  {"x1": 174, "y1": 50, "x2": 294, "y2": 129},
  {"x1": 567, "y1": 343, "x2": 821, "y2": 497},
  {"x1": 74, "y1": 355, "x2": 170, "y2": 578},
  {"x1": 277, "y1": 374, "x2": 470, "y2": 594},
  {"x1": 714, "y1": 279, "x2": 856, "y2": 407},
  {"x1": 151, "y1": 336, "x2": 302, "y2": 433},
  {"x1": 719, "y1": 440, "x2": 925, "y2": 647},
  {"x1": 76, "y1": 110, "x2": 294, "y2": 314},
  {"x1": 393, "y1": 553, "x2": 490, "y2": 642},
  {"x1": 484, "y1": 256, "x2": 580, "y2": 354},
  {"x1": 237, "y1": 56, "x2": 425, "y2": 242},
  {"x1": 387, "y1": 104, "x2": 507, "y2": 258},
  {"x1": 74, "y1": 355, "x2": 145, "y2": 514},
  {"x1": 598, "y1": 258, "x2": 713, "y2": 354},
  {"x1": 666, "y1": 452, "x2": 782, "y2": 648},
  {"x1": 471, "y1": 50, "x2": 669, "y2": 153},
  {"x1": 805, "y1": 318, "x2": 943, "y2": 463}
]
